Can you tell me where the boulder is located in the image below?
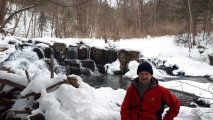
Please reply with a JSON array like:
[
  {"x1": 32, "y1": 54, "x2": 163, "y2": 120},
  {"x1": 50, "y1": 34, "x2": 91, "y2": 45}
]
[
  {"x1": 53, "y1": 43, "x2": 67, "y2": 61},
  {"x1": 208, "y1": 54, "x2": 213, "y2": 65}
]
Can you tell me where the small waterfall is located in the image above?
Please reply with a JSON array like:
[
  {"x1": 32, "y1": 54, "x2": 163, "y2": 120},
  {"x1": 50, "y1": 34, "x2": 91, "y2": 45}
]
[
  {"x1": 44, "y1": 47, "x2": 55, "y2": 59},
  {"x1": 80, "y1": 59, "x2": 99, "y2": 75},
  {"x1": 54, "y1": 65, "x2": 67, "y2": 74},
  {"x1": 78, "y1": 45, "x2": 90, "y2": 60},
  {"x1": 86, "y1": 46, "x2": 91, "y2": 59},
  {"x1": 66, "y1": 46, "x2": 78, "y2": 60},
  {"x1": 81, "y1": 60, "x2": 96, "y2": 71},
  {"x1": 33, "y1": 47, "x2": 45, "y2": 59}
]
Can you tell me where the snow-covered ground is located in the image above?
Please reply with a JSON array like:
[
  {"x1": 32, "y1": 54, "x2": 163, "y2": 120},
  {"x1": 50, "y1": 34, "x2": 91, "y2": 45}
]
[{"x1": 0, "y1": 34, "x2": 213, "y2": 120}]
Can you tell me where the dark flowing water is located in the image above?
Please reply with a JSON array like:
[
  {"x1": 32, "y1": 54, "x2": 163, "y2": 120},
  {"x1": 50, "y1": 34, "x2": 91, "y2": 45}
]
[
  {"x1": 81, "y1": 74, "x2": 131, "y2": 90},
  {"x1": 81, "y1": 75, "x2": 212, "y2": 90}
]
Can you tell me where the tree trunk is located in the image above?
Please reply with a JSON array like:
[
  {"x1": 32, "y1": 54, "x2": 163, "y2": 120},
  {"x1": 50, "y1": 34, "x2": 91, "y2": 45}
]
[
  {"x1": 139, "y1": 0, "x2": 144, "y2": 33},
  {"x1": 192, "y1": 18, "x2": 197, "y2": 46},
  {"x1": 0, "y1": 0, "x2": 7, "y2": 26},
  {"x1": 209, "y1": 11, "x2": 212, "y2": 35},
  {"x1": 26, "y1": 12, "x2": 34, "y2": 38},
  {"x1": 51, "y1": 18, "x2": 54, "y2": 37},
  {"x1": 50, "y1": 48, "x2": 54, "y2": 79},
  {"x1": 55, "y1": 14, "x2": 59, "y2": 38},
  {"x1": 152, "y1": 0, "x2": 157, "y2": 31},
  {"x1": 32, "y1": 15, "x2": 37, "y2": 38},
  {"x1": 187, "y1": 0, "x2": 192, "y2": 50},
  {"x1": 203, "y1": 16, "x2": 207, "y2": 42},
  {"x1": 11, "y1": 12, "x2": 22, "y2": 35},
  {"x1": 31, "y1": 13, "x2": 34, "y2": 38}
]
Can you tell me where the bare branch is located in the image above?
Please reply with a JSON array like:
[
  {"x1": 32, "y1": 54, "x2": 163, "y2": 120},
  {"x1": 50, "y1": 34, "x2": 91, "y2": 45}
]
[
  {"x1": 0, "y1": 97, "x2": 15, "y2": 105},
  {"x1": 0, "y1": 78, "x2": 25, "y2": 90},
  {"x1": 0, "y1": 4, "x2": 38, "y2": 31},
  {"x1": 25, "y1": 70, "x2": 30, "y2": 83},
  {"x1": 47, "y1": 0, "x2": 89, "y2": 7}
]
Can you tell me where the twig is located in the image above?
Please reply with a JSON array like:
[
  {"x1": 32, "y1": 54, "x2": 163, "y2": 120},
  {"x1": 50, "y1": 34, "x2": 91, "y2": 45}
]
[
  {"x1": 0, "y1": 98, "x2": 15, "y2": 105},
  {"x1": 25, "y1": 70, "x2": 30, "y2": 83},
  {"x1": 20, "y1": 92, "x2": 37, "y2": 99},
  {"x1": 176, "y1": 81, "x2": 213, "y2": 95},
  {"x1": 8, "y1": 109, "x2": 31, "y2": 114},
  {"x1": 46, "y1": 81, "x2": 65, "y2": 91}
]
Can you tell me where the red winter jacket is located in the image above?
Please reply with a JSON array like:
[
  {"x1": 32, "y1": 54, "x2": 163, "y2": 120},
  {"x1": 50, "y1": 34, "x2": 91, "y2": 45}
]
[{"x1": 120, "y1": 77, "x2": 180, "y2": 120}]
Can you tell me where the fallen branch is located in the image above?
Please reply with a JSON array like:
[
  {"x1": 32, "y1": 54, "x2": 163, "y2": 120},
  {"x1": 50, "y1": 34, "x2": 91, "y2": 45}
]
[
  {"x1": 29, "y1": 113, "x2": 45, "y2": 120},
  {"x1": 47, "y1": 81, "x2": 65, "y2": 91},
  {"x1": 0, "y1": 67, "x2": 15, "y2": 73},
  {"x1": 0, "y1": 48, "x2": 8, "y2": 52},
  {"x1": 0, "y1": 79, "x2": 25, "y2": 90},
  {"x1": 21, "y1": 81, "x2": 65, "y2": 98},
  {"x1": 7, "y1": 109, "x2": 31, "y2": 114},
  {"x1": 20, "y1": 92, "x2": 37, "y2": 99},
  {"x1": 0, "y1": 98, "x2": 15, "y2": 105}
]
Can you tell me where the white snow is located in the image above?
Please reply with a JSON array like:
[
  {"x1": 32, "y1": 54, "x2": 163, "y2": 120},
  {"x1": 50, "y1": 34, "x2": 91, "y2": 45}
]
[
  {"x1": 1, "y1": 35, "x2": 213, "y2": 119},
  {"x1": 20, "y1": 69, "x2": 67, "y2": 96},
  {"x1": 104, "y1": 59, "x2": 120, "y2": 74},
  {"x1": 0, "y1": 71, "x2": 28, "y2": 86},
  {"x1": 123, "y1": 60, "x2": 139, "y2": 78}
]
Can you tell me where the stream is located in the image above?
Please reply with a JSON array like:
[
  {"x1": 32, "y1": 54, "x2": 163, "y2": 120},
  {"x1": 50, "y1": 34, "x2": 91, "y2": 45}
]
[{"x1": 81, "y1": 74, "x2": 212, "y2": 107}]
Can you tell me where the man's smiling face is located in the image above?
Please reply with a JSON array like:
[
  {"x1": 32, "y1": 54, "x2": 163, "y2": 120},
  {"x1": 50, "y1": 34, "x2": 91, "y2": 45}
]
[{"x1": 138, "y1": 71, "x2": 152, "y2": 84}]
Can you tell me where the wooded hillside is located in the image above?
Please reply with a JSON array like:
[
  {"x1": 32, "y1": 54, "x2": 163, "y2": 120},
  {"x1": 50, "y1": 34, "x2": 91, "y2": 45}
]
[{"x1": 0, "y1": 0, "x2": 213, "y2": 40}]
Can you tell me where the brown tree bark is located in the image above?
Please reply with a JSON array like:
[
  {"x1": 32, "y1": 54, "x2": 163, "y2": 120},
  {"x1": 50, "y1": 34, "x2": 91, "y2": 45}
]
[
  {"x1": 187, "y1": 0, "x2": 192, "y2": 50},
  {"x1": 0, "y1": 0, "x2": 8, "y2": 26},
  {"x1": 139, "y1": 0, "x2": 144, "y2": 33}
]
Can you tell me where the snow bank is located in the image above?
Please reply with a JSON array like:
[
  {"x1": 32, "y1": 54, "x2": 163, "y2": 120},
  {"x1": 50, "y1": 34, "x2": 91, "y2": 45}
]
[{"x1": 29, "y1": 75, "x2": 125, "y2": 120}]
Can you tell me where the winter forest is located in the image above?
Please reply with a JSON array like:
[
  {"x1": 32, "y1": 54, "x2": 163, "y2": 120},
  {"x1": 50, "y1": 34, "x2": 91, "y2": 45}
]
[
  {"x1": 1, "y1": 0, "x2": 213, "y2": 120},
  {"x1": 0, "y1": 0, "x2": 212, "y2": 39}
]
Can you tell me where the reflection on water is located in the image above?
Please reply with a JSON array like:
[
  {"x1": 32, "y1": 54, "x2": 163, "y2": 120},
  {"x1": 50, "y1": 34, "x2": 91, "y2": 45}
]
[{"x1": 81, "y1": 74, "x2": 131, "y2": 90}]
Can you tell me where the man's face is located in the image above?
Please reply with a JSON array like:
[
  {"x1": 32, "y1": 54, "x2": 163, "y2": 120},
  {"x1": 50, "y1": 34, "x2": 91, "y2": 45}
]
[{"x1": 138, "y1": 71, "x2": 152, "y2": 84}]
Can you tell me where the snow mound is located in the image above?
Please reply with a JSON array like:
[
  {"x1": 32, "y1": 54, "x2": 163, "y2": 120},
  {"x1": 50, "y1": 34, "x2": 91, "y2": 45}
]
[{"x1": 29, "y1": 75, "x2": 125, "y2": 120}]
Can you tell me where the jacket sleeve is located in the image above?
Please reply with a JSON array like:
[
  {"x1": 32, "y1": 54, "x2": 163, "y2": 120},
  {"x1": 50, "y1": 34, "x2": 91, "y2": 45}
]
[
  {"x1": 160, "y1": 86, "x2": 180, "y2": 120},
  {"x1": 120, "y1": 86, "x2": 133, "y2": 120}
]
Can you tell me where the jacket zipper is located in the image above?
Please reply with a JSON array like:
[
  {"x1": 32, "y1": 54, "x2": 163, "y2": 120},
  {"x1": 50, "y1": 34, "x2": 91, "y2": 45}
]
[
  {"x1": 136, "y1": 83, "x2": 155, "y2": 120},
  {"x1": 137, "y1": 98, "x2": 143, "y2": 120},
  {"x1": 132, "y1": 77, "x2": 159, "y2": 120}
]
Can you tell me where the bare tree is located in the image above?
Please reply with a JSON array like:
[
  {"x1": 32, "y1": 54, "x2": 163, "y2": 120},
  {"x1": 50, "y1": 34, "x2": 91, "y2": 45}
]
[
  {"x1": 187, "y1": 0, "x2": 193, "y2": 51},
  {"x1": 0, "y1": 4, "x2": 38, "y2": 32},
  {"x1": 0, "y1": 0, "x2": 8, "y2": 26},
  {"x1": 11, "y1": 12, "x2": 22, "y2": 35}
]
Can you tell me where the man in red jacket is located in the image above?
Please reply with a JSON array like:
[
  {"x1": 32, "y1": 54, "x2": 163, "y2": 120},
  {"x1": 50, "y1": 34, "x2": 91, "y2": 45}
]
[{"x1": 120, "y1": 62, "x2": 180, "y2": 120}]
